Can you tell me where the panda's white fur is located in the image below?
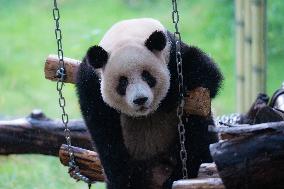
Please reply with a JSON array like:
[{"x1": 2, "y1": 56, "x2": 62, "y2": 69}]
[{"x1": 99, "y1": 18, "x2": 171, "y2": 117}]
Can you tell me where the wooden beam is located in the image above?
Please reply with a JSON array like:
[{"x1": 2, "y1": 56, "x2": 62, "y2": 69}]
[
  {"x1": 209, "y1": 121, "x2": 284, "y2": 139},
  {"x1": 59, "y1": 144, "x2": 105, "y2": 182},
  {"x1": 0, "y1": 110, "x2": 93, "y2": 156},
  {"x1": 172, "y1": 178, "x2": 224, "y2": 189},
  {"x1": 244, "y1": 0, "x2": 253, "y2": 110},
  {"x1": 210, "y1": 128, "x2": 284, "y2": 189},
  {"x1": 44, "y1": 55, "x2": 211, "y2": 117},
  {"x1": 0, "y1": 111, "x2": 221, "y2": 184},
  {"x1": 60, "y1": 145, "x2": 222, "y2": 185},
  {"x1": 197, "y1": 163, "x2": 220, "y2": 179},
  {"x1": 251, "y1": 0, "x2": 267, "y2": 98},
  {"x1": 60, "y1": 148, "x2": 222, "y2": 185},
  {"x1": 59, "y1": 148, "x2": 220, "y2": 184},
  {"x1": 45, "y1": 54, "x2": 81, "y2": 84},
  {"x1": 235, "y1": 0, "x2": 245, "y2": 112}
]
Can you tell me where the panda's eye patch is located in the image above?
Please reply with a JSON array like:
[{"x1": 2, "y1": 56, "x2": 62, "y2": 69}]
[
  {"x1": 117, "y1": 76, "x2": 128, "y2": 96},
  {"x1": 142, "y1": 70, "x2": 156, "y2": 88}
]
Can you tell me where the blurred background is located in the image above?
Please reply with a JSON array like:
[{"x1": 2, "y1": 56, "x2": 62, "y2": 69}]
[{"x1": 0, "y1": 0, "x2": 283, "y2": 188}]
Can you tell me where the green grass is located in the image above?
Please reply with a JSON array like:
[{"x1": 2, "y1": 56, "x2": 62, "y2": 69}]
[
  {"x1": 0, "y1": 155, "x2": 105, "y2": 189},
  {"x1": 0, "y1": 0, "x2": 283, "y2": 189}
]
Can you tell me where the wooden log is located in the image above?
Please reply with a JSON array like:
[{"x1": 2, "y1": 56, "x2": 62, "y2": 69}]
[
  {"x1": 45, "y1": 54, "x2": 81, "y2": 84},
  {"x1": 209, "y1": 121, "x2": 284, "y2": 140},
  {"x1": 237, "y1": 93, "x2": 269, "y2": 125},
  {"x1": 185, "y1": 87, "x2": 210, "y2": 117},
  {"x1": 60, "y1": 147, "x2": 221, "y2": 184},
  {"x1": 244, "y1": 0, "x2": 253, "y2": 110},
  {"x1": 210, "y1": 128, "x2": 284, "y2": 189},
  {"x1": 0, "y1": 110, "x2": 93, "y2": 156},
  {"x1": 59, "y1": 149, "x2": 224, "y2": 186},
  {"x1": 44, "y1": 55, "x2": 211, "y2": 117},
  {"x1": 197, "y1": 163, "x2": 220, "y2": 179},
  {"x1": 0, "y1": 110, "x2": 220, "y2": 184},
  {"x1": 251, "y1": 0, "x2": 267, "y2": 99},
  {"x1": 59, "y1": 144, "x2": 105, "y2": 182},
  {"x1": 59, "y1": 146, "x2": 221, "y2": 185},
  {"x1": 235, "y1": 0, "x2": 245, "y2": 113},
  {"x1": 172, "y1": 178, "x2": 224, "y2": 189}
]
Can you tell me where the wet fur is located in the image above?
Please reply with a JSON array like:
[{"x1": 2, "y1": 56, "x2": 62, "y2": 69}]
[{"x1": 76, "y1": 19, "x2": 223, "y2": 189}]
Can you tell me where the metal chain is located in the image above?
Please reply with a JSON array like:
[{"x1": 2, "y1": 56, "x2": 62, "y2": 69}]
[
  {"x1": 171, "y1": 0, "x2": 188, "y2": 179},
  {"x1": 52, "y1": 0, "x2": 92, "y2": 187}
]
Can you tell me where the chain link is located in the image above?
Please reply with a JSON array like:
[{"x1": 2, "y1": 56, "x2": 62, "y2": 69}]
[
  {"x1": 52, "y1": 0, "x2": 92, "y2": 187},
  {"x1": 171, "y1": 0, "x2": 188, "y2": 179}
]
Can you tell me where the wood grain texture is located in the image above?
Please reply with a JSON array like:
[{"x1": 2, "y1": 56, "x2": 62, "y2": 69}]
[
  {"x1": 209, "y1": 121, "x2": 284, "y2": 139},
  {"x1": 198, "y1": 163, "x2": 220, "y2": 179},
  {"x1": 210, "y1": 129, "x2": 284, "y2": 189},
  {"x1": 0, "y1": 110, "x2": 93, "y2": 156},
  {"x1": 172, "y1": 178, "x2": 224, "y2": 189},
  {"x1": 185, "y1": 88, "x2": 211, "y2": 117},
  {"x1": 59, "y1": 144, "x2": 105, "y2": 182},
  {"x1": 45, "y1": 54, "x2": 81, "y2": 83}
]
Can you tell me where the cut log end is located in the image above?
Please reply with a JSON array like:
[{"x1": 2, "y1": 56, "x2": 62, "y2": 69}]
[
  {"x1": 45, "y1": 54, "x2": 81, "y2": 84},
  {"x1": 59, "y1": 144, "x2": 105, "y2": 182},
  {"x1": 172, "y1": 178, "x2": 225, "y2": 189}
]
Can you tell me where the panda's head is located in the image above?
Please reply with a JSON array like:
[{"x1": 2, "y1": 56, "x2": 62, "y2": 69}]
[{"x1": 86, "y1": 31, "x2": 170, "y2": 117}]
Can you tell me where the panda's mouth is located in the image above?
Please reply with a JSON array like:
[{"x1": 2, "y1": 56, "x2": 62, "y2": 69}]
[
  {"x1": 138, "y1": 106, "x2": 148, "y2": 112},
  {"x1": 134, "y1": 106, "x2": 152, "y2": 115}
]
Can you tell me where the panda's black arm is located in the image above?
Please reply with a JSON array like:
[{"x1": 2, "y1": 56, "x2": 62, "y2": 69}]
[
  {"x1": 181, "y1": 45, "x2": 223, "y2": 98},
  {"x1": 179, "y1": 46, "x2": 221, "y2": 177},
  {"x1": 166, "y1": 31, "x2": 223, "y2": 98},
  {"x1": 163, "y1": 115, "x2": 217, "y2": 187},
  {"x1": 185, "y1": 115, "x2": 217, "y2": 177},
  {"x1": 76, "y1": 62, "x2": 131, "y2": 188}
]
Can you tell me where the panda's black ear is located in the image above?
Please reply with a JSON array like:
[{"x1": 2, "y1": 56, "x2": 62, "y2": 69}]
[
  {"x1": 145, "y1": 30, "x2": 167, "y2": 52},
  {"x1": 85, "y1": 45, "x2": 108, "y2": 69}
]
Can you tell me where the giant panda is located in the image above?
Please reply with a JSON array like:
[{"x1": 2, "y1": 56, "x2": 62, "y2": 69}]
[{"x1": 76, "y1": 18, "x2": 223, "y2": 189}]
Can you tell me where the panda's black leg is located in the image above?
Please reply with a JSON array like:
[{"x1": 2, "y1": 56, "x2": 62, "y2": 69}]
[
  {"x1": 128, "y1": 160, "x2": 154, "y2": 189},
  {"x1": 163, "y1": 166, "x2": 181, "y2": 189},
  {"x1": 164, "y1": 115, "x2": 216, "y2": 189},
  {"x1": 76, "y1": 63, "x2": 132, "y2": 189},
  {"x1": 184, "y1": 115, "x2": 217, "y2": 177},
  {"x1": 89, "y1": 120, "x2": 131, "y2": 189}
]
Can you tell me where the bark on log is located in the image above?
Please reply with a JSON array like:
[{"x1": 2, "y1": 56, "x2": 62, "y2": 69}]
[
  {"x1": 0, "y1": 110, "x2": 93, "y2": 156},
  {"x1": 210, "y1": 128, "x2": 284, "y2": 189},
  {"x1": 45, "y1": 55, "x2": 81, "y2": 84},
  {"x1": 59, "y1": 144, "x2": 105, "y2": 182},
  {"x1": 0, "y1": 110, "x2": 221, "y2": 184},
  {"x1": 197, "y1": 163, "x2": 220, "y2": 179},
  {"x1": 209, "y1": 121, "x2": 284, "y2": 140},
  {"x1": 172, "y1": 178, "x2": 224, "y2": 189},
  {"x1": 59, "y1": 144, "x2": 221, "y2": 184},
  {"x1": 44, "y1": 54, "x2": 211, "y2": 117}
]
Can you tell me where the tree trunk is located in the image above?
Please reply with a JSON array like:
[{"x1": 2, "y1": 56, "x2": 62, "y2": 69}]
[
  {"x1": 210, "y1": 121, "x2": 284, "y2": 189},
  {"x1": 0, "y1": 110, "x2": 93, "y2": 156}
]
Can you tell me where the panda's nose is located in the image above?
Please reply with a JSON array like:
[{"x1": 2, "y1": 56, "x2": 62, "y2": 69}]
[{"x1": 133, "y1": 97, "x2": 148, "y2": 105}]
